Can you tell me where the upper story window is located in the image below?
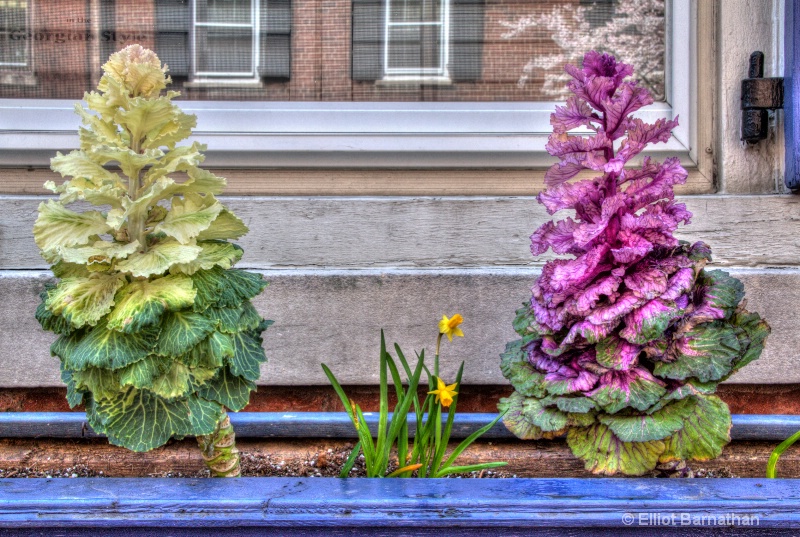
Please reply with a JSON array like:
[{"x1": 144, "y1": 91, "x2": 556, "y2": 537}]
[
  {"x1": 383, "y1": 0, "x2": 450, "y2": 81},
  {"x1": 0, "y1": 0, "x2": 35, "y2": 86},
  {"x1": 192, "y1": 0, "x2": 261, "y2": 82}
]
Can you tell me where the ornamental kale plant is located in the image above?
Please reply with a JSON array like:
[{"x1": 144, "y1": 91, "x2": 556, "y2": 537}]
[
  {"x1": 33, "y1": 45, "x2": 271, "y2": 477},
  {"x1": 499, "y1": 51, "x2": 770, "y2": 476}
]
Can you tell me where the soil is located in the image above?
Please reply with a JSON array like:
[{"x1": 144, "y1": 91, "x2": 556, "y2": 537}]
[{"x1": 0, "y1": 443, "x2": 734, "y2": 479}]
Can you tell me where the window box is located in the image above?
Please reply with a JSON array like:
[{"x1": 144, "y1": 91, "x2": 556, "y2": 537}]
[{"x1": 0, "y1": 412, "x2": 797, "y2": 534}]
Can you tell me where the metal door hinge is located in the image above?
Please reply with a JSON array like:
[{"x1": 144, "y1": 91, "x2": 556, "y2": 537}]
[{"x1": 741, "y1": 51, "x2": 784, "y2": 143}]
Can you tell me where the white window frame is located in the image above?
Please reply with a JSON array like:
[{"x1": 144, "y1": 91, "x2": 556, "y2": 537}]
[
  {"x1": 190, "y1": 0, "x2": 261, "y2": 83},
  {"x1": 382, "y1": 0, "x2": 450, "y2": 82},
  {"x1": 0, "y1": 0, "x2": 32, "y2": 70},
  {"x1": 0, "y1": 0, "x2": 696, "y2": 169}
]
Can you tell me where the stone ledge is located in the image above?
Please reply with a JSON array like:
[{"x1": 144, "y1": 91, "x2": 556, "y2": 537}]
[{"x1": 1, "y1": 267, "x2": 797, "y2": 386}]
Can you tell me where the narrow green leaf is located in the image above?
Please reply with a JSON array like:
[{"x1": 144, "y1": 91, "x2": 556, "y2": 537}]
[
  {"x1": 435, "y1": 462, "x2": 508, "y2": 477},
  {"x1": 339, "y1": 441, "x2": 362, "y2": 478}
]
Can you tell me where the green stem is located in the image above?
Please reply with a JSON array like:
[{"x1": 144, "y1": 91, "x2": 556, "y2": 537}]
[
  {"x1": 197, "y1": 410, "x2": 241, "y2": 477},
  {"x1": 767, "y1": 429, "x2": 800, "y2": 478}
]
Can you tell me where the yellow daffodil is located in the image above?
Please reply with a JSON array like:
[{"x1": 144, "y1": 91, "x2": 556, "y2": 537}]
[
  {"x1": 438, "y1": 314, "x2": 464, "y2": 342},
  {"x1": 428, "y1": 378, "x2": 458, "y2": 408}
]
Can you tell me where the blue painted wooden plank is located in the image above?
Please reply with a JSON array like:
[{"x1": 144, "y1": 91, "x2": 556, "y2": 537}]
[
  {"x1": 0, "y1": 412, "x2": 797, "y2": 441},
  {"x1": 786, "y1": 0, "x2": 800, "y2": 190},
  {"x1": 0, "y1": 477, "x2": 796, "y2": 534}
]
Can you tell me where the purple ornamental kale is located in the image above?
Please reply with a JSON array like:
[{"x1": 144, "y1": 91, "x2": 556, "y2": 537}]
[{"x1": 499, "y1": 52, "x2": 770, "y2": 476}]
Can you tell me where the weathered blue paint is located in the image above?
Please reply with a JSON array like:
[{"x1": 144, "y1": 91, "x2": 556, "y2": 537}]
[
  {"x1": 0, "y1": 412, "x2": 796, "y2": 441},
  {"x1": 0, "y1": 477, "x2": 795, "y2": 535},
  {"x1": 786, "y1": 0, "x2": 800, "y2": 190}
]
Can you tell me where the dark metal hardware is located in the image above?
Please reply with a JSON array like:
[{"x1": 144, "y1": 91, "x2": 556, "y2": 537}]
[{"x1": 741, "y1": 51, "x2": 784, "y2": 143}]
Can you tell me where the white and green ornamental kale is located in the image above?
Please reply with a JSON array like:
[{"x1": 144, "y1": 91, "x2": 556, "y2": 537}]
[{"x1": 33, "y1": 45, "x2": 270, "y2": 473}]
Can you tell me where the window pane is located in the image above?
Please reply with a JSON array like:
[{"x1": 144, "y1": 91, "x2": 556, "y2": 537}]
[
  {"x1": 195, "y1": 27, "x2": 253, "y2": 74},
  {"x1": 0, "y1": 0, "x2": 28, "y2": 66},
  {"x1": 389, "y1": 0, "x2": 440, "y2": 24},
  {"x1": 0, "y1": 0, "x2": 665, "y2": 102},
  {"x1": 196, "y1": 0, "x2": 253, "y2": 25},
  {"x1": 387, "y1": 26, "x2": 441, "y2": 71}
]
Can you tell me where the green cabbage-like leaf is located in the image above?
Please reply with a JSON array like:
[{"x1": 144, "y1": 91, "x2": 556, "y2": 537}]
[
  {"x1": 33, "y1": 200, "x2": 111, "y2": 255},
  {"x1": 45, "y1": 274, "x2": 125, "y2": 328},
  {"x1": 60, "y1": 362, "x2": 84, "y2": 408},
  {"x1": 195, "y1": 209, "x2": 249, "y2": 241},
  {"x1": 659, "y1": 395, "x2": 731, "y2": 463},
  {"x1": 50, "y1": 151, "x2": 124, "y2": 188},
  {"x1": 500, "y1": 340, "x2": 548, "y2": 398},
  {"x1": 554, "y1": 396, "x2": 596, "y2": 414},
  {"x1": 107, "y1": 275, "x2": 196, "y2": 333},
  {"x1": 150, "y1": 361, "x2": 193, "y2": 399},
  {"x1": 69, "y1": 321, "x2": 159, "y2": 370},
  {"x1": 598, "y1": 399, "x2": 693, "y2": 442},
  {"x1": 118, "y1": 355, "x2": 168, "y2": 389},
  {"x1": 204, "y1": 302, "x2": 262, "y2": 334},
  {"x1": 36, "y1": 287, "x2": 74, "y2": 336},
  {"x1": 197, "y1": 367, "x2": 256, "y2": 411},
  {"x1": 567, "y1": 423, "x2": 665, "y2": 476},
  {"x1": 653, "y1": 323, "x2": 740, "y2": 382},
  {"x1": 730, "y1": 310, "x2": 771, "y2": 372},
  {"x1": 88, "y1": 387, "x2": 223, "y2": 452},
  {"x1": 72, "y1": 367, "x2": 121, "y2": 401},
  {"x1": 191, "y1": 267, "x2": 267, "y2": 311},
  {"x1": 156, "y1": 311, "x2": 217, "y2": 357},
  {"x1": 178, "y1": 331, "x2": 234, "y2": 369},
  {"x1": 228, "y1": 331, "x2": 267, "y2": 381},
  {"x1": 59, "y1": 240, "x2": 140, "y2": 266},
  {"x1": 115, "y1": 239, "x2": 202, "y2": 278},
  {"x1": 90, "y1": 146, "x2": 164, "y2": 180},
  {"x1": 169, "y1": 241, "x2": 243, "y2": 275},
  {"x1": 155, "y1": 193, "x2": 224, "y2": 244},
  {"x1": 498, "y1": 392, "x2": 548, "y2": 440}
]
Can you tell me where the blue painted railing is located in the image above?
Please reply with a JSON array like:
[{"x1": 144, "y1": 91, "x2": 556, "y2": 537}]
[{"x1": 0, "y1": 411, "x2": 797, "y2": 441}]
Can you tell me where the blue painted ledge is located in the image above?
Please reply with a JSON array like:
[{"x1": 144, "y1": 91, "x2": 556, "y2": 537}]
[
  {"x1": 0, "y1": 477, "x2": 797, "y2": 535},
  {"x1": 0, "y1": 411, "x2": 797, "y2": 441}
]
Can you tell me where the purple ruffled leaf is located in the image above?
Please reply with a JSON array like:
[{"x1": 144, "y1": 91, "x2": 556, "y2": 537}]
[
  {"x1": 610, "y1": 230, "x2": 653, "y2": 264},
  {"x1": 604, "y1": 84, "x2": 655, "y2": 140},
  {"x1": 588, "y1": 367, "x2": 667, "y2": 413},
  {"x1": 570, "y1": 274, "x2": 622, "y2": 316},
  {"x1": 538, "y1": 179, "x2": 604, "y2": 218},
  {"x1": 546, "y1": 132, "x2": 612, "y2": 158},
  {"x1": 551, "y1": 96, "x2": 599, "y2": 134},
  {"x1": 614, "y1": 116, "x2": 678, "y2": 161},
  {"x1": 586, "y1": 291, "x2": 646, "y2": 325},
  {"x1": 620, "y1": 298, "x2": 682, "y2": 344},
  {"x1": 660, "y1": 267, "x2": 695, "y2": 301},
  {"x1": 562, "y1": 318, "x2": 617, "y2": 346},
  {"x1": 581, "y1": 51, "x2": 634, "y2": 85},
  {"x1": 544, "y1": 351, "x2": 601, "y2": 395},
  {"x1": 530, "y1": 218, "x2": 581, "y2": 256},
  {"x1": 544, "y1": 152, "x2": 608, "y2": 187},
  {"x1": 624, "y1": 267, "x2": 669, "y2": 301},
  {"x1": 596, "y1": 335, "x2": 641, "y2": 370}
]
